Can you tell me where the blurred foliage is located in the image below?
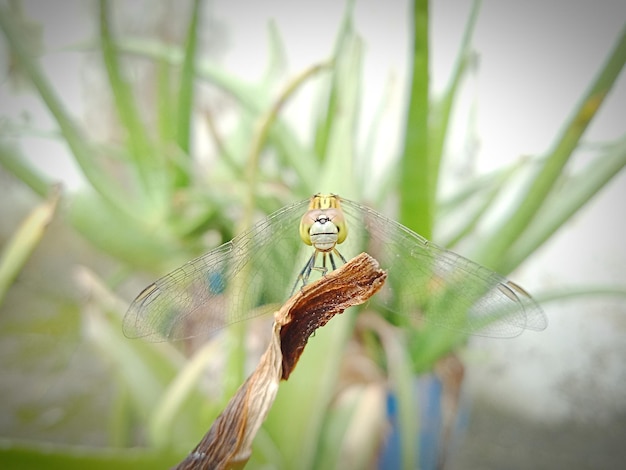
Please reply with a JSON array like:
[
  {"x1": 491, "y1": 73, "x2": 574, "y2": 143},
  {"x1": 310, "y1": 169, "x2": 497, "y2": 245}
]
[{"x1": 1, "y1": 0, "x2": 625, "y2": 469}]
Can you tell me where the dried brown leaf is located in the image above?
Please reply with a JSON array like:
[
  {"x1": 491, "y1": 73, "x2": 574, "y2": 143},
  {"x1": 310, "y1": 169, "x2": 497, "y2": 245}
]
[{"x1": 174, "y1": 252, "x2": 386, "y2": 469}]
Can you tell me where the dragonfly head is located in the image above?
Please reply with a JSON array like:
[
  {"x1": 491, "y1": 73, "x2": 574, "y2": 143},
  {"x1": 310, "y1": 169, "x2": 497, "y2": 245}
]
[{"x1": 299, "y1": 195, "x2": 348, "y2": 250}]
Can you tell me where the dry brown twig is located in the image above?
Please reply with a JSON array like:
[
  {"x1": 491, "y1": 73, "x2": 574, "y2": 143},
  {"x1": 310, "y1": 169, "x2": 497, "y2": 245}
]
[{"x1": 174, "y1": 252, "x2": 387, "y2": 470}]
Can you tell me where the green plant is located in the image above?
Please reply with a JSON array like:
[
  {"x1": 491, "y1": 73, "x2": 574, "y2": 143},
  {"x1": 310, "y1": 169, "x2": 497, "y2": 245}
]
[{"x1": 1, "y1": 0, "x2": 625, "y2": 469}]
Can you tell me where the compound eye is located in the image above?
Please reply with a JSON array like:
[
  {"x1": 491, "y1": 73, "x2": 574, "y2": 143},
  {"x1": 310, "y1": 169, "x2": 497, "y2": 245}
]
[
  {"x1": 299, "y1": 210, "x2": 320, "y2": 246},
  {"x1": 326, "y1": 208, "x2": 348, "y2": 244}
]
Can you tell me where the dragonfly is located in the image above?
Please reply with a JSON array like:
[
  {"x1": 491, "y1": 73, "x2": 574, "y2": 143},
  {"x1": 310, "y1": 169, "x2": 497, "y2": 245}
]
[{"x1": 124, "y1": 194, "x2": 547, "y2": 342}]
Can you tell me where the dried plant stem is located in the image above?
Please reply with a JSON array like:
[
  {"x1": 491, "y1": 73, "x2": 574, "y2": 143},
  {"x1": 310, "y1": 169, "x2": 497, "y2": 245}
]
[{"x1": 174, "y1": 253, "x2": 386, "y2": 470}]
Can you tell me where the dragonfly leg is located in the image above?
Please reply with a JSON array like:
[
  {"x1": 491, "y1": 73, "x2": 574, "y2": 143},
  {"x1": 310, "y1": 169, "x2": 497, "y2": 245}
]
[
  {"x1": 310, "y1": 253, "x2": 329, "y2": 276},
  {"x1": 291, "y1": 251, "x2": 318, "y2": 295},
  {"x1": 291, "y1": 248, "x2": 346, "y2": 296},
  {"x1": 334, "y1": 248, "x2": 347, "y2": 264},
  {"x1": 329, "y1": 252, "x2": 337, "y2": 271},
  {"x1": 304, "y1": 251, "x2": 328, "y2": 284}
]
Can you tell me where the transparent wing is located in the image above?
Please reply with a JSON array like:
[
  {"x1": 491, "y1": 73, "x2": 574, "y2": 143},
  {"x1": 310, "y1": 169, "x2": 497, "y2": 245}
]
[
  {"x1": 123, "y1": 198, "x2": 312, "y2": 341},
  {"x1": 124, "y1": 195, "x2": 547, "y2": 342},
  {"x1": 340, "y1": 198, "x2": 547, "y2": 338}
]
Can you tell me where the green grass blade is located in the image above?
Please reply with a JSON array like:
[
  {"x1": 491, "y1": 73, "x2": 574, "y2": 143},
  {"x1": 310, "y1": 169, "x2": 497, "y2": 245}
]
[
  {"x1": 173, "y1": 0, "x2": 201, "y2": 187},
  {"x1": 504, "y1": 137, "x2": 626, "y2": 272},
  {"x1": 0, "y1": 186, "x2": 60, "y2": 305},
  {"x1": 534, "y1": 285, "x2": 626, "y2": 304},
  {"x1": 78, "y1": 267, "x2": 215, "y2": 449},
  {"x1": 83, "y1": 292, "x2": 176, "y2": 422},
  {"x1": 156, "y1": 57, "x2": 176, "y2": 144},
  {"x1": 68, "y1": 190, "x2": 183, "y2": 273},
  {"x1": 314, "y1": 385, "x2": 384, "y2": 468},
  {"x1": 0, "y1": 143, "x2": 50, "y2": 197},
  {"x1": 313, "y1": 0, "x2": 355, "y2": 165},
  {"x1": 400, "y1": 0, "x2": 432, "y2": 238},
  {"x1": 98, "y1": 0, "x2": 155, "y2": 194},
  {"x1": 149, "y1": 340, "x2": 225, "y2": 448},
  {"x1": 475, "y1": 24, "x2": 626, "y2": 271},
  {"x1": 242, "y1": 60, "x2": 332, "y2": 217},
  {"x1": 117, "y1": 37, "x2": 319, "y2": 196},
  {"x1": 201, "y1": 106, "x2": 244, "y2": 177},
  {"x1": 118, "y1": 37, "x2": 265, "y2": 117},
  {"x1": 0, "y1": 6, "x2": 128, "y2": 213},
  {"x1": 442, "y1": 184, "x2": 502, "y2": 249},
  {"x1": 360, "y1": 74, "x2": 397, "y2": 201},
  {"x1": 429, "y1": 0, "x2": 480, "y2": 181},
  {"x1": 319, "y1": 33, "x2": 363, "y2": 197},
  {"x1": 439, "y1": 161, "x2": 523, "y2": 248},
  {"x1": 264, "y1": 20, "x2": 288, "y2": 81},
  {"x1": 0, "y1": 439, "x2": 179, "y2": 470}
]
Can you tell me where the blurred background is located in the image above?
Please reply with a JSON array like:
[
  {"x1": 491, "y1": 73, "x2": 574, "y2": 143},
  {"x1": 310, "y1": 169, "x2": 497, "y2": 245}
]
[{"x1": 1, "y1": 0, "x2": 625, "y2": 469}]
